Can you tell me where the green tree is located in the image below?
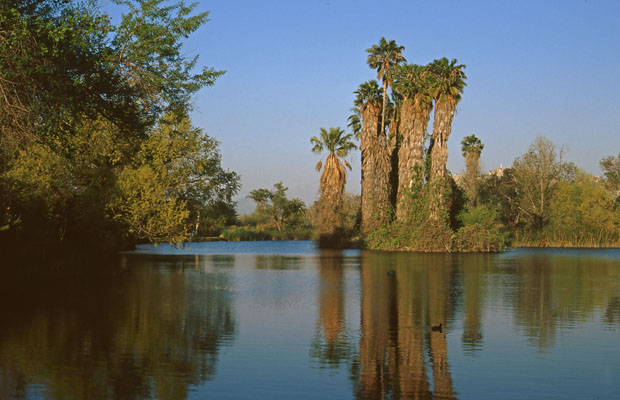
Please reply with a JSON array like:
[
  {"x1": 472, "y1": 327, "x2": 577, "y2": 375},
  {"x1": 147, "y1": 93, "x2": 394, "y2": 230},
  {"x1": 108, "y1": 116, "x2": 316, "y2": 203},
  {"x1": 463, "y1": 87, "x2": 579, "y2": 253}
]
[
  {"x1": 248, "y1": 183, "x2": 306, "y2": 232},
  {"x1": 509, "y1": 136, "x2": 575, "y2": 230},
  {"x1": 111, "y1": 114, "x2": 239, "y2": 244},
  {"x1": 0, "y1": 0, "x2": 230, "y2": 254},
  {"x1": 547, "y1": 174, "x2": 619, "y2": 246},
  {"x1": 461, "y1": 134, "x2": 484, "y2": 205},
  {"x1": 600, "y1": 154, "x2": 620, "y2": 192},
  {"x1": 428, "y1": 58, "x2": 467, "y2": 217},
  {"x1": 311, "y1": 127, "x2": 357, "y2": 237},
  {"x1": 111, "y1": 0, "x2": 224, "y2": 119}
]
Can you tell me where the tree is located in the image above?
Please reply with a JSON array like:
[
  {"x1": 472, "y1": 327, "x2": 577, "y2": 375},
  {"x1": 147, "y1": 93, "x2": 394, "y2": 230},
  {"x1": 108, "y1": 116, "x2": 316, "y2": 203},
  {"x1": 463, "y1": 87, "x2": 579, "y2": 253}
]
[
  {"x1": 600, "y1": 154, "x2": 620, "y2": 192},
  {"x1": 392, "y1": 63, "x2": 434, "y2": 221},
  {"x1": 461, "y1": 134, "x2": 484, "y2": 205},
  {"x1": 366, "y1": 38, "x2": 406, "y2": 141},
  {"x1": 352, "y1": 81, "x2": 390, "y2": 232},
  {"x1": 0, "y1": 0, "x2": 230, "y2": 253},
  {"x1": 311, "y1": 127, "x2": 357, "y2": 237},
  {"x1": 111, "y1": 114, "x2": 239, "y2": 244},
  {"x1": 428, "y1": 58, "x2": 467, "y2": 217},
  {"x1": 509, "y1": 136, "x2": 574, "y2": 229},
  {"x1": 248, "y1": 183, "x2": 306, "y2": 232}
]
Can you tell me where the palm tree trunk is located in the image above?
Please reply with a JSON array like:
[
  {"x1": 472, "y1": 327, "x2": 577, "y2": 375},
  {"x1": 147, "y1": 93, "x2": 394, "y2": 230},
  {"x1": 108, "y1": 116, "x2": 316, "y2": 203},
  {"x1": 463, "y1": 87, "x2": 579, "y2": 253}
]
[
  {"x1": 373, "y1": 126, "x2": 391, "y2": 227},
  {"x1": 318, "y1": 154, "x2": 345, "y2": 235},
  {"x1": 429, "y1": 99, "x2": 456, "y2": 219},
  {"x1": 396, "y1": 96, "x2": 430, "y2": 222},
  {"x1": 360, "y1": 103, "x2": 381, "y2": 233},
  {"x1": 464, "y1": 152, "x2": 480, "y2": 205}
]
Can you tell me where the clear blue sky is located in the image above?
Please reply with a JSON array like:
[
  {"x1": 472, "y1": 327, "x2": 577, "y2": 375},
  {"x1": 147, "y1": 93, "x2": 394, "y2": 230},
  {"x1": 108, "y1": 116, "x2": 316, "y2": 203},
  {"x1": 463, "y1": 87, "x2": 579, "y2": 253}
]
[{"x1": 103, "y1": 0, "x2": 620, "y2": 204}]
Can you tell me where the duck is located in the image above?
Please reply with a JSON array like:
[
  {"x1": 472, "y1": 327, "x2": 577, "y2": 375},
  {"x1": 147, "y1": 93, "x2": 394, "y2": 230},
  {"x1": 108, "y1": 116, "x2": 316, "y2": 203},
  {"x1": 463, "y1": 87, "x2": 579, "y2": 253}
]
[
  {"x1": 387, "y1": 270, "x2": 395, "y2": 277},
  {"x1": 431, "y1": 323, "x2": 443, "y2": 333}
]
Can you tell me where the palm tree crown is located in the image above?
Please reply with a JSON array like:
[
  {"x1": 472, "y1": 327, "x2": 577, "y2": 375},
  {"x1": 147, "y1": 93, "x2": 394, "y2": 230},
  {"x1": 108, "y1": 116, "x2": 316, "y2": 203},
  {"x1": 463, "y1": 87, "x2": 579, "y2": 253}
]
[
  {"x1": 311, "y1": 127, "x2": 357, "y2": 172},
  {"x1": 393, "y1": 63, "x2": 433, "y2": 109},
  {"x1": 366, "y1": 38, "x2": 406, "y2": 138},
  {"x1": 461, "y1": 134, "x2": 484, "y2": 157},
  {"x1": 366, "y1": 38, "x2": 406, "y2": 88},
  {"x1": 428, "y1": 57, "x2": 467, "y2": 104}
]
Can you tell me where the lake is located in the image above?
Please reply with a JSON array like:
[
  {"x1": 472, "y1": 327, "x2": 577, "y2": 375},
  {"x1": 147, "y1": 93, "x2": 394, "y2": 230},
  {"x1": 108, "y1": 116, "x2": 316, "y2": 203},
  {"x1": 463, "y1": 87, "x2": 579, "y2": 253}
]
[{"x1": 1, "y1": 241, "x2": 619, "y2": 399}]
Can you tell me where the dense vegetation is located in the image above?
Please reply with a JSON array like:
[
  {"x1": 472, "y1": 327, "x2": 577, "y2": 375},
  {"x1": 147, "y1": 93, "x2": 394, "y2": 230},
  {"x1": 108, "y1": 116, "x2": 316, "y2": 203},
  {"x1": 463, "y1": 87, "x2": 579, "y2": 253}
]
[
  {"x1": 311, "y1": 38, "x2": 620, "y2": 250},
  {"x1": 2, "y1": 5, "x2": 618, "y2": 256},
  {"x1": 0, "y1": 0, "x2": 239, "y2": 257}
]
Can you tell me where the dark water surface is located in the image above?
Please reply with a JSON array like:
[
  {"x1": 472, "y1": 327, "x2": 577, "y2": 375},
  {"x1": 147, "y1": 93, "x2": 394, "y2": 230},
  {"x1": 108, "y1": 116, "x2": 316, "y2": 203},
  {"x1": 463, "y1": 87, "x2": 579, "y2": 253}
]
[{"x1": 1, "y1": 241, "x2": 619, "y2": 399}]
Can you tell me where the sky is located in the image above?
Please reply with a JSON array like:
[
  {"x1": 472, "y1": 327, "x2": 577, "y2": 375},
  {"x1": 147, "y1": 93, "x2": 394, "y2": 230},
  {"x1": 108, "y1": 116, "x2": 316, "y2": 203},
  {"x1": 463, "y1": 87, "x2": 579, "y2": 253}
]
[{"x1": 102, "y1": 0, "x2": 620, "y2": 206}]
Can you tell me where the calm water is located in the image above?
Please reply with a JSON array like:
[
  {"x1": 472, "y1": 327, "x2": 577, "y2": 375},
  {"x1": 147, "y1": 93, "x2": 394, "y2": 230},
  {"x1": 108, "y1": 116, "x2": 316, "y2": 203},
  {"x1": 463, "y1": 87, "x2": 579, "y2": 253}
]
[{"x1": 1, "y1": 241, "x2": 619, "y2": 399}]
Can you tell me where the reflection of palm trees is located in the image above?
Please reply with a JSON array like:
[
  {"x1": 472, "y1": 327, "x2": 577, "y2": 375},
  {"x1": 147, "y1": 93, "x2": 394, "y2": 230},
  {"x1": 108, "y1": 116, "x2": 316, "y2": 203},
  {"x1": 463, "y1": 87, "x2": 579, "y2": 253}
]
[
  {"x1": 356, "y1": 252, "x2": 460, "y2": 399},
  {"x1": 311, "y1": 250, "x2": 350, "y2": 368},
  {"x1": 0, "y1": 255, "x2": 237, "y2": 400},
  {"x1": 461, "y1": 255, "x2": 488, "y2": 353}
]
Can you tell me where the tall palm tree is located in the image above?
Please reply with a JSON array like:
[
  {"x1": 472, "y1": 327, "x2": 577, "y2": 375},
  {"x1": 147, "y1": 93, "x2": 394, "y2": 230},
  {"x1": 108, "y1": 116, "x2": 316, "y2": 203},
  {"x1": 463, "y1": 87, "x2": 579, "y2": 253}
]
[
  {"x1": 428, "y1": 58, "x2": 467, "y2": 216},
  {"x1": 461, "y1": 134, "x2": 484, "y2": 205},
  {"x1": 311, "y1": 127, "x2": 357, "y2": 236},
  {"x1": 366, "y1": 38, "x2": 406, "y2": 140},
  {"x1": 392, "y1": 63, "x2": 434, "y2": 222},
  {"x1": 353, "y1": 80, "x2": 384, "y2": 232}
]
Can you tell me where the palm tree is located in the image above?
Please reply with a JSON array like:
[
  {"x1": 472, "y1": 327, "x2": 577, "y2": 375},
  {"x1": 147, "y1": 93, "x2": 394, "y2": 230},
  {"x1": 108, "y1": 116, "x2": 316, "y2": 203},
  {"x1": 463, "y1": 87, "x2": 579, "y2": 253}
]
[
  {"x1": 311, "y1": 127, "x2": 357, "y2": 236},
  {"x1": 461, "y1": 134, "x2": 484, "y2": 205},
  {"x1": 428, "y1": 58, "x2": 467, "y2": 216},
  {"x1": 392, "y1": 63, "x2": 434, "y2": 221},
  {"x1": 352, "y1": 80, "x2": 385, "y2": 232},
  {"x1": 366, "y1": 38, "x2": 406, "y2": 140}
]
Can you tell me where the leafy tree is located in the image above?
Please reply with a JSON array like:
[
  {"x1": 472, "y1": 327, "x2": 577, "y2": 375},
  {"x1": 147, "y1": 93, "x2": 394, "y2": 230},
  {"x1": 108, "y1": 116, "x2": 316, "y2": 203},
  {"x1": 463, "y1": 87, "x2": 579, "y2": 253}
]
[
  {"x1": 111, "y1": 0, "x2": 224, "y2": 119},
  {"x1": 0, "y1": 0, "x2": 232, "y2": 254},
  {"x1": 600, "y1": 154, "x2": 620, "y2": 192},
  {"x1": 508, "y1": 136, "x2": 574, "y2": 229},
  {"x1": 248, "y1": 183, "x2": 306, "y2": 232},
  {"x1": 111, "y1": 114, "x2": 239, "y2": 244},
  {"x1": 461, "y1": 134, "x2": 484, "y2": 205},
  {"x1": 547, "y1": 174, "x2": 619, "y2": 246},
  {"x1": 311, "y1": 127, "x2": 357, "y2": 237}
]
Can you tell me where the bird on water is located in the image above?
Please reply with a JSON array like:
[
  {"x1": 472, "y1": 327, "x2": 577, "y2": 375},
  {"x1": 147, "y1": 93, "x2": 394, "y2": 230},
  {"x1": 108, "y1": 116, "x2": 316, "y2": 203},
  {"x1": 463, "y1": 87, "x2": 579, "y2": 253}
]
[{"x1": 431, "y1": 323, "x2": 443, "y2": 333}]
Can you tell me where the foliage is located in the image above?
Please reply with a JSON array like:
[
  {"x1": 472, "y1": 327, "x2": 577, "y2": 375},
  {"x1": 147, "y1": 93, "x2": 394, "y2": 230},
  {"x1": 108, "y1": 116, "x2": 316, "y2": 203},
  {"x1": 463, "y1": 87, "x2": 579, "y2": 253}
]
[
  {"x1": 461, "y1": 135, "x2": 484, "y2": 157},
  {"x1": 508, "y1": 136, "x2": 575, "y2": 229},
  {"x1": 311, "y1": 127, "x2": 356, "y2": 243},
  {"x1": 0, "y1": 0, "x2": 235, "y2": 255},
  {"x1": 541, "y1": 175, "x2": 620, "y2": 247},
  {"x1": 111, "y1": 114, "x2": 239, "y2": 244},
  {"x1": 247, "y1": 183, "x2": 307, "y2": 232},
  {"x1": 453, "y1": 204, "x2": 509, "y2": 252},
  {"x1": 600, "y1": 154, "x2": 620, "y2": 191}
]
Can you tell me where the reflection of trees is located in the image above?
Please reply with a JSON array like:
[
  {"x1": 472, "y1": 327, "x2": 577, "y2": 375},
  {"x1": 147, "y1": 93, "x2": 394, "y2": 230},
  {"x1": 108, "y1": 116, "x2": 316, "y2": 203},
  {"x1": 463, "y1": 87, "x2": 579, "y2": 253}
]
[
  {"x1": 0, "y1": 254, "x2": 236, "y2": 400},
  {"x1": 310, "y1": 250, "x2": 351, "y2": 368},
  {"x1": 510, "y1": 254, "x2": 620, "y2": 349},
  {"x1": 254, "y1": 255, "x2": 303, "y2": 270},
  {"x1": 460, "y1": 255, "x2": 490, "y2": 354},
  {"x1": 354, "y1": 252, "x2": 458, "y2": 400}
]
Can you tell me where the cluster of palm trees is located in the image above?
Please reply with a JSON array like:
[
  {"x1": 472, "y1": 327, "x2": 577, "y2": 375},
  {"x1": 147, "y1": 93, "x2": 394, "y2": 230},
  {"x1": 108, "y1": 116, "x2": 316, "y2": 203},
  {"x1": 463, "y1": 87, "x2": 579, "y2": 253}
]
[{"x1": 311, "y1": 38, "x2": 467, "y2": 242}]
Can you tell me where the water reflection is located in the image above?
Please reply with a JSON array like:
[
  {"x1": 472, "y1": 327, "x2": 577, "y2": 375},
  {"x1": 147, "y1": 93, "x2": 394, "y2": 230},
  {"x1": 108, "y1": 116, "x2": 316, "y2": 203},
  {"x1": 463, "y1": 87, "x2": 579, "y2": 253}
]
[
  {"x1": 508, "y1": 252, "x2": 620, "y2": 348},
  {"x1": 311, "y1": 250, "x2": 351, "y2": 369},
  {"x1": 354, "y1": 252, "x2": 458, "y2": 399},
  {"x1": 0, "y1": 255, "x2": 236, "y2": 400},
  {"x1": 1, "y1": 246, "x2": 619, "y2": 399}
]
